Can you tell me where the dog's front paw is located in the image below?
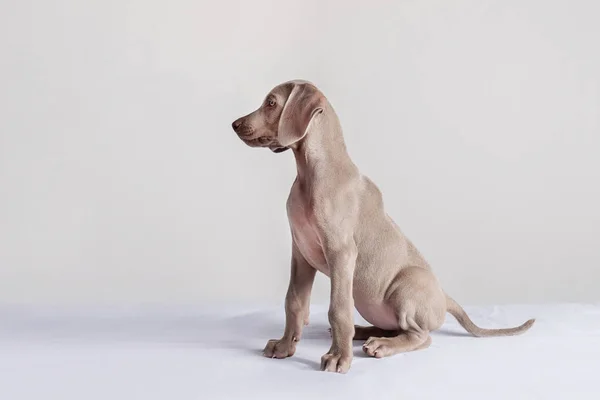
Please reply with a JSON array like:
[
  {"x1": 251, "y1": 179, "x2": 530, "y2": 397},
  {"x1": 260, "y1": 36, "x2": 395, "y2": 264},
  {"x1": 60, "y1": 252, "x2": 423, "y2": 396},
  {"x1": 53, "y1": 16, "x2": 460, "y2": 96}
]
[
  {"x1": 320, "y1": 349, "x2": 352, "y2": 373},
  {"x1": 263, "y1": 337, "x2": 297, "y2": 359}
]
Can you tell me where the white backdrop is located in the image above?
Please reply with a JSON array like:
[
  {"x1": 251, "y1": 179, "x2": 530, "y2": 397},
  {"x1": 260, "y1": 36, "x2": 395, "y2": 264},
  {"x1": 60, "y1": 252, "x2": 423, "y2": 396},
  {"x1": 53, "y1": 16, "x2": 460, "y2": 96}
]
[{"x1": 1, "y1": 0, "x2": 599, "y2": 305}]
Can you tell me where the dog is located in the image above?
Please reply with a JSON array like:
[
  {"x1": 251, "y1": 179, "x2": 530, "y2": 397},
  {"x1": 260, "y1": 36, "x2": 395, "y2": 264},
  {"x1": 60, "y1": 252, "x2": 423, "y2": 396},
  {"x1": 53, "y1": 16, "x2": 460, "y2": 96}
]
[{"x1": 231, "y1": 80, "x2": 534, "y2": 373}]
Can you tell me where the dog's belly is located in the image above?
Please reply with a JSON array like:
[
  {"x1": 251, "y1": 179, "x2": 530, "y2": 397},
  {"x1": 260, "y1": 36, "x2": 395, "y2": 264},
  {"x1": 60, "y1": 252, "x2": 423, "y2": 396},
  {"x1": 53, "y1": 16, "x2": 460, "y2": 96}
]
[{"x1": 353, "y1": 300, "x2": 399, "y2": 330}]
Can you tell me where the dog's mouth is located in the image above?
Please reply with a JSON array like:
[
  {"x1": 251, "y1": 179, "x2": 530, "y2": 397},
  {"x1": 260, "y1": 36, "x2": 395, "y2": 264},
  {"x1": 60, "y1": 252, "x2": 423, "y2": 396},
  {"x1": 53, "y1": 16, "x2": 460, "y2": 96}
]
[
  {"x1": 242, "y1": 136, "x2": 272, "y2": 147},
  {"x1": 236, "y1": 127, "x2": 254, "y2": 138},
  {"x1": 241, "y1": 136, "x2": 288, "y2": 153}
]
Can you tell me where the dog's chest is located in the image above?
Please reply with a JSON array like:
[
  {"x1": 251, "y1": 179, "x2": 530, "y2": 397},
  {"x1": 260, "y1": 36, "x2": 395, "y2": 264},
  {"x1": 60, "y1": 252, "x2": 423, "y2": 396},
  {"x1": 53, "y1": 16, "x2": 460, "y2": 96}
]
[{"x1": 287, "y1": 186, "x2": 329, "y2": 275}]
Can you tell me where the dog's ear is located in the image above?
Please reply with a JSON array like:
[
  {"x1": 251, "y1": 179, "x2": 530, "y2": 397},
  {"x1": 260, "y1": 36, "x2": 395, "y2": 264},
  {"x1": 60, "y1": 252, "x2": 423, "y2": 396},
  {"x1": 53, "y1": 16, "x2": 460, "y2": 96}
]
[{"x1": 277, "y1": 83, "x2": 324, "y2": 147}]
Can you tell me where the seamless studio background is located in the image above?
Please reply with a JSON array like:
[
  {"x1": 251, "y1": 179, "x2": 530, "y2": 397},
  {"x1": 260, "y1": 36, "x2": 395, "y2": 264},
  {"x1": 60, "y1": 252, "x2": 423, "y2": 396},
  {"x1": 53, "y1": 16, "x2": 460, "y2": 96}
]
[{"x1": 1, "y1": 0, "x2": 599, "y2": 307}]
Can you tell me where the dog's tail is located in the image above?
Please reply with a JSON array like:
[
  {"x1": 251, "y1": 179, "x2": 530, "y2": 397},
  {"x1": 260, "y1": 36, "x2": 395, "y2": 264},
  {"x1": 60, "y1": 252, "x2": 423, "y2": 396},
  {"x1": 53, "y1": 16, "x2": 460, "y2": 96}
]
[{"x1": 445, "y1": 294, "x2": 535, "y2": 337}]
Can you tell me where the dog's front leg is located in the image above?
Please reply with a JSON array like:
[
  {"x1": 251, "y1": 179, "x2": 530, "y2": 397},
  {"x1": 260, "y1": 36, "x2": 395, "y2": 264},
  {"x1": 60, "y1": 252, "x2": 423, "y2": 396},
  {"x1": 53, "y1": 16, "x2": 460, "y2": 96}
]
[
  {"x1": 263, "y1": 243, "x2": 316, "y2": 359},
  {"x1": 321, "y1": 243, "x2": 357, "y2": 373}
]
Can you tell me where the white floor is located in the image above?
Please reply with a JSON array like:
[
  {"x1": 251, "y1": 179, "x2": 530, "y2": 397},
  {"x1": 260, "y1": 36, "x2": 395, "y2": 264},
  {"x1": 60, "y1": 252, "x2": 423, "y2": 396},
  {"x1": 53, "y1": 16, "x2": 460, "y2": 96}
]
[{"x1": 1, "y1": 303, "x2": 599, "y2": 399}]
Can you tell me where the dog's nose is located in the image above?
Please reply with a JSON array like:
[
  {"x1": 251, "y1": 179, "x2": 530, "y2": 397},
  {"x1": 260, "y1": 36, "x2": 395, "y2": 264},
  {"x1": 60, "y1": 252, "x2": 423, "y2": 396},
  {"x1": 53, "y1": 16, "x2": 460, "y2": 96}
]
[{"x1": 232, "y1": 119, "x2": 243, "y2": 132}]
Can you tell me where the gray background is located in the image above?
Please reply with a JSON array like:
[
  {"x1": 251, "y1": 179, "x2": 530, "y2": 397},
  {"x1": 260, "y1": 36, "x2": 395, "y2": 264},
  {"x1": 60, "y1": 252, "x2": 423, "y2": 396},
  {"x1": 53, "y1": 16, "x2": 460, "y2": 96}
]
[{"x1": 1, "y1": 0, "x2": 599, "y2": 305}]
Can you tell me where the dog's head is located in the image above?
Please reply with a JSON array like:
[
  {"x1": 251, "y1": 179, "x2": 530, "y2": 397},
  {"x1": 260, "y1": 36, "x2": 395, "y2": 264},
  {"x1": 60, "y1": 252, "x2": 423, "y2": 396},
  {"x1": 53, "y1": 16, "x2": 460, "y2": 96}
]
[{"x1": 231, "y1": 80, "x2": 325, "y2": 153}]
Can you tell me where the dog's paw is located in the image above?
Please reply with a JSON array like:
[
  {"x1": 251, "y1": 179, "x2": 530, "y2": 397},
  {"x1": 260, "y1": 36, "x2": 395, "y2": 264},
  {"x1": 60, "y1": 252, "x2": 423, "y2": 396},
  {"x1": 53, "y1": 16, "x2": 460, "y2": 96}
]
[
  {"x1": 262, "y1": 337, "x2": 297, "y2": 359},
  {"x1": 362, "y1": 337, "x2": 391, "y2": 358},
  {"x1": 320, "y1": 349, "x2": 352, "y2": 373}
]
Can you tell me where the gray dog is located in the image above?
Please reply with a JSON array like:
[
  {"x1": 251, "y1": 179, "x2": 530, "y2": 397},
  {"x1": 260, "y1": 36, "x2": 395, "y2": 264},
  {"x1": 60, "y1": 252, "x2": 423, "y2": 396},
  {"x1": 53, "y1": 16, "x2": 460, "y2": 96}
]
[{"x1": 231, "y1": 80, "x2": 535, "y2": 374}]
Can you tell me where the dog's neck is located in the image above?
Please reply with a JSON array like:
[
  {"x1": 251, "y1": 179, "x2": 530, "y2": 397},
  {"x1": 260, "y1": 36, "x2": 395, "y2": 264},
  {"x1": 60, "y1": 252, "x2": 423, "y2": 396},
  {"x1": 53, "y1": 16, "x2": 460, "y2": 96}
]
[{"x1": 291, "y1": 104, "x2": 357, "y2": 185}]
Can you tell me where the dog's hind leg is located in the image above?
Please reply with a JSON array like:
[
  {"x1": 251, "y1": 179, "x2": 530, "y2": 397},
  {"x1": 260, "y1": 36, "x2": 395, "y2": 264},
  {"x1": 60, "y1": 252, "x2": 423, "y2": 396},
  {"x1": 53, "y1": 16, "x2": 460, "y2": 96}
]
[
  {"x1": 362, "y1": 331, "x2": 431, "y2": 358},
  {"x1": 353, "y1": 325, "x2": 399, "y2": 341}
]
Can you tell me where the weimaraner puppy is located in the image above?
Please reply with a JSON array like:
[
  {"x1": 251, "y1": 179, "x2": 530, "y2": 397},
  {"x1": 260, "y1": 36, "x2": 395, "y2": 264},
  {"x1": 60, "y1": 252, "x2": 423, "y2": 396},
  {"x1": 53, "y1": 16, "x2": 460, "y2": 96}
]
[{"x1": 231, "y1": 80, "x2": 535, "y2": 374}]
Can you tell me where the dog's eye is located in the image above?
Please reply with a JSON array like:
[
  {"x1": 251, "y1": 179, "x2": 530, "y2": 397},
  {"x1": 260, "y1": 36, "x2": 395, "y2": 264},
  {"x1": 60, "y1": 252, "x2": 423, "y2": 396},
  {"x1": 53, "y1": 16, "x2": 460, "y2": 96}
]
[{"x1": 267, "y1": 99, "x2": 276, "y2": 107}]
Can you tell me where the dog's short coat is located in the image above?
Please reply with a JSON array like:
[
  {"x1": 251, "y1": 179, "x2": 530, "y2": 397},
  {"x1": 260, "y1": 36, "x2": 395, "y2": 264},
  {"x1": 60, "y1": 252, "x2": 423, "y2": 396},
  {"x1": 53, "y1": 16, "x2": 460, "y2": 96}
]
[{"x1": 231, "y1": 80, "x2": 535, "y2": 373}]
